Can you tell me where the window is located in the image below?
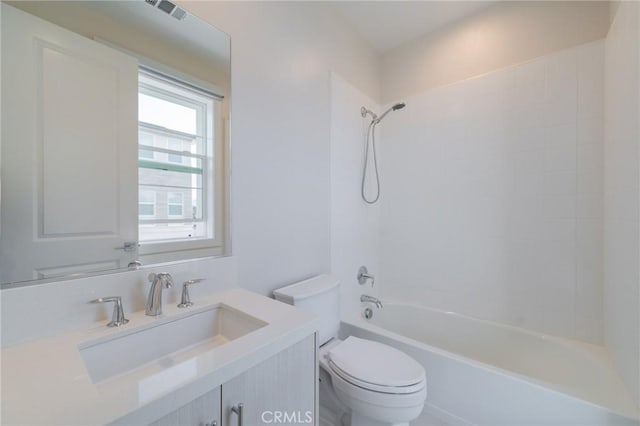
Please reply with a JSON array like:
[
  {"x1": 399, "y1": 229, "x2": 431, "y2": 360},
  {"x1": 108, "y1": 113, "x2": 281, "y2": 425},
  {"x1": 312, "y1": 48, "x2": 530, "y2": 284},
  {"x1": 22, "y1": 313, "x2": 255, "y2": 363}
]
[
  {"x1": 138, "y1": 132, "x2": 155, "y2": 160},
  {"x1": 137, "y1": 67, "x2": 225, "y2": 257},
  {"x1": 167, "y1": 192, "x2": 184, "y2": 218},
  {"x1": 139, "y1": 190, "x2": 156, "y2": 217},
  {"x1": 167, "y1": 139, "x2": 184, "y2": 164}
]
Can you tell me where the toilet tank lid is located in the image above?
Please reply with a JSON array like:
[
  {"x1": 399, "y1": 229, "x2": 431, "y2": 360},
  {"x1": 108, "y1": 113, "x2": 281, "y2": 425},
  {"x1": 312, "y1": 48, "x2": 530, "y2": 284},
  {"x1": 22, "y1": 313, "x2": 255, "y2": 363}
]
[{"x1": 273, "y1": 274, "x2": 339, "y2": 303}]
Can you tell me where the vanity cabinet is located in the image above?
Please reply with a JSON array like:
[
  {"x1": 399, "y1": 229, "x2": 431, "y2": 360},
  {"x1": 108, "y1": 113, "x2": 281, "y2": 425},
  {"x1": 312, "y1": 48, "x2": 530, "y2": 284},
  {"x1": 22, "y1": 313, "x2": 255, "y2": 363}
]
[
  {"x1": 148, "y1": 334, "x2": 317, "y2": 426},
  {"x1": 221, "y1": 334, "x2": 316, "y2": 426},
  {"x1": 150, "y1": 387, "x2": 221, "y2": 426}
]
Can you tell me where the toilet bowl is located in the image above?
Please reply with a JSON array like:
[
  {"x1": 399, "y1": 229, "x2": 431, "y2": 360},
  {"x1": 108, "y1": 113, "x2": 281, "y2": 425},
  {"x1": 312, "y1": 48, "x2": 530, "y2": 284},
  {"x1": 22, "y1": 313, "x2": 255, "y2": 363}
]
[
  {"x1": 274, "y1": 275, "x2": 427, "y2": 426},
  {"x1": 320, "y1": 337, "x2": 427, "y2": 426}
]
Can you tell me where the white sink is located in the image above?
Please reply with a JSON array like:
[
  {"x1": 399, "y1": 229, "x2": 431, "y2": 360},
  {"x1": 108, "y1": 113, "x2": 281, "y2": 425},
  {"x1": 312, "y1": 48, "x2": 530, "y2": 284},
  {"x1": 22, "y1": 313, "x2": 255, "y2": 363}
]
[{"x1": 79, "y1": 304, "x2": 267, "y2": 383}]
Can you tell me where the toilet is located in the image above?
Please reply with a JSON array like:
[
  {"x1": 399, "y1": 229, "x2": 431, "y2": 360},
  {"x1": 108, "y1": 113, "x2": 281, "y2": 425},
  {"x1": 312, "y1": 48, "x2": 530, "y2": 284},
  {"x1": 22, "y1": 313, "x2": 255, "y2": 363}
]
[{"x1": 274, "y1": 275, "x2": 427, "y2": 426}]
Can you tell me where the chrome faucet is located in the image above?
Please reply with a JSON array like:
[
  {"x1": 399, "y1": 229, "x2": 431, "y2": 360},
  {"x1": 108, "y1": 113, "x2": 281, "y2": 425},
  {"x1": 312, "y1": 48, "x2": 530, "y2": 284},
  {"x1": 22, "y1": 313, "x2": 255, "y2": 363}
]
[
  {"x1": 91, "y1": 296, "x2": 129, "y2": 327},
  {"x1": 178, "y1": 278, "x2": 205, "y2": 308},
  {"x1": 360, "y1": 294, "x2": 383, "y2": 309},
  {"x1": 146, "y1": 272, "x2": 173, "y2": 316}
]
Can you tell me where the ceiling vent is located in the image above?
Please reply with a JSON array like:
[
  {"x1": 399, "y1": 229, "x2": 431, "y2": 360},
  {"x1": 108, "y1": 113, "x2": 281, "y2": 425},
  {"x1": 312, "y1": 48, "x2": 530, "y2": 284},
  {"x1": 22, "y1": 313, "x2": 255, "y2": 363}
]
[
  {"x1": 145, "y1": 0, "x2": 187, "y2": 21},
  {"x1": 171, "y1": 7, "x2": 187, "y2": 21}
]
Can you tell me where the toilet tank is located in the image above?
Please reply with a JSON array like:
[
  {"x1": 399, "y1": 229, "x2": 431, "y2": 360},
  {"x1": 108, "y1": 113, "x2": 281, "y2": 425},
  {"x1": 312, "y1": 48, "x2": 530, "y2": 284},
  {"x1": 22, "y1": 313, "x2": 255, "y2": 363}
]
[{"x1": 273, "y1": 275, "x2": 340, "y2": 345}]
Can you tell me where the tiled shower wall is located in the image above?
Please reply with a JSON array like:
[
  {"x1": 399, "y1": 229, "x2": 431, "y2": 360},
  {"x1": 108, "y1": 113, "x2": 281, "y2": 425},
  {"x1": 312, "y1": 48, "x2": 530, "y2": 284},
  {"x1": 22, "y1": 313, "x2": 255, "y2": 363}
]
[
  {"x1": 330, "y1": 73, "x2": 382, "y2": 316},
  {"x1": 604, "y1": 1, "x2": 640, "y2": 405},
  {"x1": 379, "y1": 41, "x2": 605, "y2": 343}
]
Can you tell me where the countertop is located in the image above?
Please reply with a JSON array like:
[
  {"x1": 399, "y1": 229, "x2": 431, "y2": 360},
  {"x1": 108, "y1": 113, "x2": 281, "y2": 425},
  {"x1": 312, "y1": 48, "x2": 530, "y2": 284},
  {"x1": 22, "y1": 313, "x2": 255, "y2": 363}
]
[{"x1": 1, "y1": 288, "x2": 318, "y2": 425}]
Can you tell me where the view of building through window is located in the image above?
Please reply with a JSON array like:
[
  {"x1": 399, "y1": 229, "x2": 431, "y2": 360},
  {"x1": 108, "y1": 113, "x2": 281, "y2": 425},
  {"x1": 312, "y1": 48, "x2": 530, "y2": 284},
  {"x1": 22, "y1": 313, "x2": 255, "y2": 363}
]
[{"x1": 138, "y1": 69, "x2": 216, "y2": 243}]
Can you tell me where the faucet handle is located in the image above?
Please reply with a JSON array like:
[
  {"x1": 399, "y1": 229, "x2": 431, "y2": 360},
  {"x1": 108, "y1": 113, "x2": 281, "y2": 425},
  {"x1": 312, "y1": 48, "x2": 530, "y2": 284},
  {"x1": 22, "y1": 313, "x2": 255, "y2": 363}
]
[
  {"x1": 91, "y1": 296, "x2": 129, "y2": 327},
  {"x1": 178, "y1": 278, "x2": 205, "y2": 308},
  {"x1": 357, "y1": 266, "x2": 375, "y2": 287}
]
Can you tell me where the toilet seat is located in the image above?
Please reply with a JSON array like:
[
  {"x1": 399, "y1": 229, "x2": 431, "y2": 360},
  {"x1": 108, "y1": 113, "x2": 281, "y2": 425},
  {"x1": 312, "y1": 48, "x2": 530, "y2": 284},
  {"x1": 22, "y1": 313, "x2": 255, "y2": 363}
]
[
  {"x1": 330, "y1": 363, "x2": 427, "y2": 409},
  {"x1": 321, "y1": 336, "x2": 426, "y2": 395},
  {"x1": 328, "y1": 361, "x2": 425, "y2": 394}
]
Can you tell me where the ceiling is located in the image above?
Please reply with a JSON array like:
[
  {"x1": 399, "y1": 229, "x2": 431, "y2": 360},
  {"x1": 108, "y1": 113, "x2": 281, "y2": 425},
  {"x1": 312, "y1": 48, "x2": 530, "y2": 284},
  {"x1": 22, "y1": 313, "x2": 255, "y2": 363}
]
[
  {"x1": 81, "y1": 1, "x2": 231, "y2": 65},
  {"x1": 10, "y1": 1, "x2": 230, "y2": 68},
  {"x1": 329, "y1": 1, "x2": 497, "y2": 53}
]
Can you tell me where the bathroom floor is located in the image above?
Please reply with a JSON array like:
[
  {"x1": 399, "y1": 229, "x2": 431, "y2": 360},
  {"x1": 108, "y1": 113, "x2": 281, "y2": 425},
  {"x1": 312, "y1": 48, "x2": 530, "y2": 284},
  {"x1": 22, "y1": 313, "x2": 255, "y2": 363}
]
[
  {"x1": 413, "y1": 411, "x2": 450, "y2": 426},
  {"x1": 320, "y1": 406, "x2": 448, "y2": 426}
]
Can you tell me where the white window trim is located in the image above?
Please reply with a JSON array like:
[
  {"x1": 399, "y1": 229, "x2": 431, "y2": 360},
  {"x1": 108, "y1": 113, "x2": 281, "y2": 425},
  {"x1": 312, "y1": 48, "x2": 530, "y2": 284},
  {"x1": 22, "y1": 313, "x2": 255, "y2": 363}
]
[{"x1": 137, "y1": 68, "x2": 227, "y2": 261}]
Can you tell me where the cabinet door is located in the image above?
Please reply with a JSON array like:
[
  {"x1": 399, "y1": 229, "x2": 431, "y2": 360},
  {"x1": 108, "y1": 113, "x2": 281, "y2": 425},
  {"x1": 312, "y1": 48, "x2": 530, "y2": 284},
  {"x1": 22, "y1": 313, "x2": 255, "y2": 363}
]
[
  {"x1": 222, "y1": 334, "x2": 317, "y2": 426},
  {"x1": 150, "y1": 386, "x2": 221, "y2": 426}
]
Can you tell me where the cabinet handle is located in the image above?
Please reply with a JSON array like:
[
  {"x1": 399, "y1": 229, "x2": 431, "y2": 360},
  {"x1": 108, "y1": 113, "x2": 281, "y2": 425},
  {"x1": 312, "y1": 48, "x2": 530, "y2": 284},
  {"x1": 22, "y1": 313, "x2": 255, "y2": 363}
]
[
  {"x1": 231, "y1": 403, "x2": 244, "y2": 426},
  {"x1": 205, "y1": 421, "x2": 217, "y2": 426}
]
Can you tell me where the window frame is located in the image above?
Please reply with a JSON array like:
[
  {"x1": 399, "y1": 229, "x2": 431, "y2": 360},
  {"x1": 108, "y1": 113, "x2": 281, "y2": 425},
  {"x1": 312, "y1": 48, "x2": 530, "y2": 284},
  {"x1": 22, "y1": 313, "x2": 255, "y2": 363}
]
[{"x1": 136, "y1": 66, "x2": 227, "y2": 262}]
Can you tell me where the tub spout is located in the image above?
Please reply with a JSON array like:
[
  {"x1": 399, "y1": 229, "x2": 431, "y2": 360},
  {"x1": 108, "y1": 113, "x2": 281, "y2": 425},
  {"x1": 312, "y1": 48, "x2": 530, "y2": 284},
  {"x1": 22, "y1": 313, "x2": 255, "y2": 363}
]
[{"x1": 360, "y1": 294, "x2": 383, "y2": 309}]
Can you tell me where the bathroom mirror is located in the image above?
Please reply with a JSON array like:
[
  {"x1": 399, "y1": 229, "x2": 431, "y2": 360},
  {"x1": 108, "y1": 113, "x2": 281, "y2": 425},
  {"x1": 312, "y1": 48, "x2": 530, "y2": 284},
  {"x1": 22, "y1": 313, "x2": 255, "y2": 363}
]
[{"x1": 0, "y1": 1, "x2": 230, "y2": 288}]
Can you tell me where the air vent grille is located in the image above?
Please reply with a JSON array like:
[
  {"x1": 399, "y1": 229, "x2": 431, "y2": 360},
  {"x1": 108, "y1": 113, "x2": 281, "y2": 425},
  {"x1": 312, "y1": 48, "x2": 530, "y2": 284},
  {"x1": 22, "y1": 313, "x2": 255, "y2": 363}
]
[
  {"x1": 145, "y1": 0, "x2": 187, "y2": 21},
  {"x1": 171, "y1": 7, "x2": 187, "y2": 21},
  {"x1": 157, "y1": 0, "x2": 176, "y2": 14}
]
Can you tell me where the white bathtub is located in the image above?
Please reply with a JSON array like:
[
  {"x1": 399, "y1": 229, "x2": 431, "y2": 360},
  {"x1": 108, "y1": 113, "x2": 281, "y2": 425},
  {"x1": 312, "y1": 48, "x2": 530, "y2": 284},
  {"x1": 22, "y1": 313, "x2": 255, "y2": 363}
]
[{"x1": 341, "y1": 303, "x2": 640, "y2": 426}]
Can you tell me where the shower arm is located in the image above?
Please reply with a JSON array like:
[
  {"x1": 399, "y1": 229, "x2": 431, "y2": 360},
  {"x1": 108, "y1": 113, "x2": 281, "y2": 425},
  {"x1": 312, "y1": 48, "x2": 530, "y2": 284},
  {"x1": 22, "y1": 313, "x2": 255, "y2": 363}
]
[{"x1": 361, "y1": 106, "x2": 377, "y2": 121}]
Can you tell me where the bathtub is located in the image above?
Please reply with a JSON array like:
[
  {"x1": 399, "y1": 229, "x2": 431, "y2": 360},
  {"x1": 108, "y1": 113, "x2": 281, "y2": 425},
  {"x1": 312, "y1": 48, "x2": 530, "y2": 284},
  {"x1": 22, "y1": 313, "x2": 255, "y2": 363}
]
[{"x1": 341, "y1": 303, "x2": 640, "y2": 426}]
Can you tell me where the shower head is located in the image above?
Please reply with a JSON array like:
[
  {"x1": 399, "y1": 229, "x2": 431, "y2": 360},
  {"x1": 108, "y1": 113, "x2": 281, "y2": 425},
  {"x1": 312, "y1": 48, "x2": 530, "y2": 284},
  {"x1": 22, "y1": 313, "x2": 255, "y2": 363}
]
[{"x1": 374, "y1": 102, "x2": 406, "y2": 124}]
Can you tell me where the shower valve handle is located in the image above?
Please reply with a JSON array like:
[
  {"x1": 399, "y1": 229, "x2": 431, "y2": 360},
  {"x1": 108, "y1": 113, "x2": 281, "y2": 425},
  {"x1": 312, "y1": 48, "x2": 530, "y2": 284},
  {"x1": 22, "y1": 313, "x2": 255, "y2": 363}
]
[{"x1": 357, "y1": 266, "x2": 375, "y2": 286}]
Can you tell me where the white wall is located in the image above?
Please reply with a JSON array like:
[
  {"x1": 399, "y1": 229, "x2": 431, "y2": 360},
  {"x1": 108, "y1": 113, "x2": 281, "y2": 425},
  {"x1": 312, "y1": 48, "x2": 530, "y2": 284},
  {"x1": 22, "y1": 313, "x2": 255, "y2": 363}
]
[
  {"x1": 181, "y1": 2, "x2": 381, "y2": 296},
  {"x1": 604, "y1": 0, "x2": 640, "y2": 406},
  {"x1": 379, "y1": 41, "x2": 605, "y2": 343},
  {"x1": 330, "y1": 73, "x2": 381, "y2": 316},
  {"x1": 381, "y1": 1, "x2": 610, "y2": 103}
]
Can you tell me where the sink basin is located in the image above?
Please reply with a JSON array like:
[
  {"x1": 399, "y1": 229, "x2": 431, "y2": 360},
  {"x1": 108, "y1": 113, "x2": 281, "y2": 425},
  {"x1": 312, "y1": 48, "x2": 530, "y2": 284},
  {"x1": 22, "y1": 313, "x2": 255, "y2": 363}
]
[{"x1": 79, "y1": 304, "x2": 266, "y2": 383}]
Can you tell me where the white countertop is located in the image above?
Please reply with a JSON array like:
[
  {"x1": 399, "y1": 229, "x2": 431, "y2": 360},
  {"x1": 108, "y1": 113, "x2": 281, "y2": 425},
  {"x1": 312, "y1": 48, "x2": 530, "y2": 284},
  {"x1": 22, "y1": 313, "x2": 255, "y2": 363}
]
[{"x1": 1, "y1": 288, "x2": 319, "y2": 425}]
